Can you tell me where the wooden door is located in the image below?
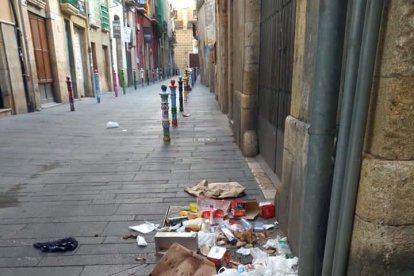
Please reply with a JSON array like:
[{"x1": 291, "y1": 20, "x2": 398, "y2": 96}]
[{"x1": 29, "y1": 13, "x2": 55, "y2": 103}]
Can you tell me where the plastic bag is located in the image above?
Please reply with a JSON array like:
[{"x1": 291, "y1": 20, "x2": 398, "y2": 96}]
[
  {"x1": 267, "y1": 256, "x2": 298, "y2": 275},
  {"x1": 216, "y1": 267, "x2": 239, "y2": 276},
  {"x1": 106, "y1": 121, "x2": 119, "y2": 128}
]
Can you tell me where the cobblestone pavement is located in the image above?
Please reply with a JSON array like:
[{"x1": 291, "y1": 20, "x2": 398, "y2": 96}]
[{"x1": 0, "y1": 79, "x2": 269, "y2": 276}]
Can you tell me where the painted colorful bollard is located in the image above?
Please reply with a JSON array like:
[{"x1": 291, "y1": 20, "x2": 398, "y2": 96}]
[
  {"x1": 183, "y1": 73, "x2": 189, "y2": 103},
  {"x1": 112, "y1": 69, "x2": 118, "y2": 97},
  {"x1": 159, "y1": 85, "x2": 171, "y2": 143},
  {"x1": 121, "y1": 69, "x2": 126, "y2": 95},
  {"x1": 65, "y1": 76, "x2": 75, "y2": 112},
  {"x1": 178, "y1": 76, "x2": 184, "y2": 112},
  {"x1": 169, "y1": 80, "x2": 178, "y2": 128},
  {"x1": 94, "y1": 70, "x2": 101, "y2": 103}
]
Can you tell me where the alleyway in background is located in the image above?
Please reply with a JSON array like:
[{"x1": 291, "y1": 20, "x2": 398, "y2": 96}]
[{"x1": 0, "y1": 80, "x2": 265, "y2": 276}]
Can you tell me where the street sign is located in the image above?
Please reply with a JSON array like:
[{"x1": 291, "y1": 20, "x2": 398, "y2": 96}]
[
  {"x1": 123, "y1": 27, "x2": 132, "y2": 43},
  {"x1": 113, "y1": 20, "x2": 121, "y2": 39}
]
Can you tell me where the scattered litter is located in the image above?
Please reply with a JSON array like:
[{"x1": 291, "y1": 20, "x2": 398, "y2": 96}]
[
  {"x1": 135, "y1": 256, "x2": 146, "y2": 262},
  {"x1": 106, "y1": 121, "x2": 119, "y2": 128},
  {"x1": 198, "y1": 232, "x2": 215, "y2": 256},
  {"x1": 136, "y1": 235, "x2": 147, "y2": 247},
  {"x1": 185, "y1": 179, "x2": 245, "y2": 198},
  {"x1": 263, "y1": 238, "x2": 279, "y2": 249},
  {"x1": 264, "y1": 223, "x2": 275, "y2": 230},
  {"x1": 207, "y1": 246, "x2": 230, "y2": 267},
  {"x1": 122, "y1": 129, "x2": 127, "y2": 132},
  {"x1": 263, "y1": 255, "x2": 298, "y2": 275},
  {"x1": 154, "y1": 201, "x2": 298, "y2": 275},
  {"x1": 183, "y1": 113, "x2": 191, "y2": 117},
  {"x1": 259, "y1": 201, "x2": 276, "y2": 219},
  {"x1": 122, "y1": 234, "x2": 138, "y2": 240},
  {"x1": 128, "y1": 221, "x2": 159, "y2": 234},
  {"x1": 33, "y1": 237, "x2": 78, "y2": 253},
  {"x1": 236, "y1": 247, "x2": 251, "y2": 256},
  {"x1": 276, "y1": 236, "x2": 293, "y2": 257},
  {"x1": 154, "y1": 232, "x2": 198, "y2": 255}
]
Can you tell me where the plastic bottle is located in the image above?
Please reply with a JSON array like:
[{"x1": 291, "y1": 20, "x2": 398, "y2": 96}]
[
  {"x1": 240, "y1": 218, "x2": 252, "y2": 230},
  {"x1": 277, "y1": 237, "x2": 293, "y2": 257}
]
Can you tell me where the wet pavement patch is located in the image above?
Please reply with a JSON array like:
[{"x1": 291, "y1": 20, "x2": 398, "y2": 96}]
[{"x1": 0, "y1": 184, "x2": 20, "y2": 208}]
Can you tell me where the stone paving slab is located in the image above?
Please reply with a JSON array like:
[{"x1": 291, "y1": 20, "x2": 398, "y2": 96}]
[
  {"x1": 0, "y1": 80, "x2": 274, "y2": 275},
  {"x1": 0, "y1": 266, "x2": 84, "y2": 276}
]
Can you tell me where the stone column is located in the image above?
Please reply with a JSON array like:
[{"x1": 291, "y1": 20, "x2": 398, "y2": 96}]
[
  {"x1": 348, "y1": 1, "x2": 414, "y2": 274},
  {"x1": 227, "y1": 0, "x2": 233, "y2": 121},
  {"x1": 240, "y1": 0, "x2": 260, "y2": 157},
  {"x1": 216, "y1": 0, "x2": 228, "y2": 113}
]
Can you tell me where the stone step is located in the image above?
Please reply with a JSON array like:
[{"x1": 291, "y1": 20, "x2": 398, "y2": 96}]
[{"x1": 0, "y1": 108, "x2": 12, "y2": 118}]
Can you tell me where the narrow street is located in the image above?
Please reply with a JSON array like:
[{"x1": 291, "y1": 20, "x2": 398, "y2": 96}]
[{"x1": 0, "y1": 80, "x2": 266, "y2": 275}]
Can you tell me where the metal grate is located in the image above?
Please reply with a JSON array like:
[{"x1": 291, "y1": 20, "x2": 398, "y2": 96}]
[{"x1": 257, "y1": 0, "x2": 296, "y2": 177}]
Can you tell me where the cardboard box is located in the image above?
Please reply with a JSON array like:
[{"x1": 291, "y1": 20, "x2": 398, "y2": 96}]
[
  {"x1": 154, "y1": 232, "x2": 198, "y2": 255},
  {"x1": 150, "y1": 242, "x2": 216, "y2": 276},
  {"x1": 243, "y1": 201, "x2": 260, "y2": 220},
  {"x1": 156, "y1": 206, "x2": 198, "y2": 255}
]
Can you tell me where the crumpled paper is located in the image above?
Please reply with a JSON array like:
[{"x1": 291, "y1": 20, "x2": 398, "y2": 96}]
[{"x1": 185, "y1": 179, "x2": 245, "y2": 198}]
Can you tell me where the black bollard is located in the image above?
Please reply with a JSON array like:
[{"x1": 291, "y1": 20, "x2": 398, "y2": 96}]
[{"x1": 178, "y1": 76, "x2": 184, "y2": 112}]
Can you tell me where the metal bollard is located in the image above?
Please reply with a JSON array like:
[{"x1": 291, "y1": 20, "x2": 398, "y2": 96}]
[
  {"x1": 112, "y1": 69, "x2": 118, "y2": 97},
  {"x1": 133, "y1": 69, "x2": 137, "y2": 90},
  {"x1": 94, "y1": 70, "x2": 101, "y2": 103},
  {"x1": 169, "y1": 80, "x2": 178, "y2": 128},
  {"x1": 178, "y1": 76, "x2": 184, "y2": 112},
  {"x1": 121, "y1": 69, "x2": 126, "y2": 95},
  {"x1": 66, "y1": 76, "x2": 75, "y2": 112},
  {"x1": 159, "y1": 85, "x2": 170, "y2": 143}
]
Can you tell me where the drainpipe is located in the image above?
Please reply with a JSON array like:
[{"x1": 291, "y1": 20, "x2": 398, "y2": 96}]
[
  {"x1": 9, "y1": 0, "x2": 34, "y2": 112},
  {"x1": 86, "y1": 2, "x2": 96, "y2": 97},
  {"x1": 332, "y1": 0, "x2": 385, "y2": 274},
  {"x1": 321, "y1": 0, "x2": 367, "y2": 274},
  {"x1": 298, "y1": 0, "x2": 348, "y2": 275}
]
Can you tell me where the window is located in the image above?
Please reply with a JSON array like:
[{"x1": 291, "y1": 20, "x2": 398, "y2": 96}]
[{"x1": 100, "y1": 5, "x2": 109, "y2": 31}]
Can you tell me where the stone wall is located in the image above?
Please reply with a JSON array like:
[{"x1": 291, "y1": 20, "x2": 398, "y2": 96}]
[
  {"x1": 277, "y1": 0, "x2": 319, "y2": 254},
  {"x1": 348, "y1": 1, "x2": 414, "y2": 274},
  {"x1": 226, "y1": 0, "x2": 260, "y2": 156},
  {"x1": 45, "y1": 0, "x2": 70, "y2": 103},
  {"x1": 89, "y1": 30, "x2": 111, "y2": 93},
  {"x1": 0, "y1": 23, "x2": 28, "y2": 114},
  {"x1": 174, "y1": 29, "x2": 194, "y2": 70}
]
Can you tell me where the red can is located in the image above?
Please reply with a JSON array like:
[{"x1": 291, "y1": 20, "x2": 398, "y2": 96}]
[
  {"x1": 230, "y1": 200, "x2": 246, "y2": 217},
  {"x1": 259, "y1": 202, "x2": 275, "y2": 219}
]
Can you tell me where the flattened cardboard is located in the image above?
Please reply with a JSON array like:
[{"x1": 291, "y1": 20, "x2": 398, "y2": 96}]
[
  {"x1": 150, "y1": 242, "x2": 216, "y2": 276},
  {"x1": 242, "y1": 201, "x2": 260, "y2": 220}
]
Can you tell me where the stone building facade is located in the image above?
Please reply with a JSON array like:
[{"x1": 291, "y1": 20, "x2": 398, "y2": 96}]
[
  {"x1": 0, "y1": 0, "x2": 33, "y2": 116},
  {"x1": 202, "y1": 0, "x2": 414, "y2": 274},
  {"x1": 1, "y1": 0, "x2": 174, "y2": 116},
  {"x1": 170, "y1": 0, "x2": 197, "y2": 73}
]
